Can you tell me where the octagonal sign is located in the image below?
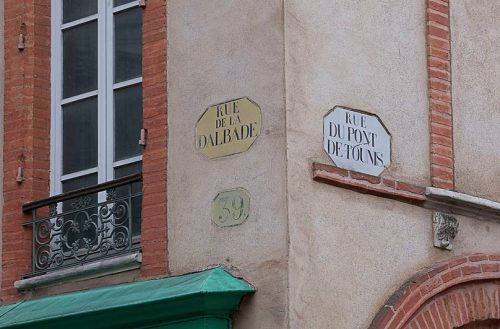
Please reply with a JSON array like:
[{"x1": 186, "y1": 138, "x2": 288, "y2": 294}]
[
  {"x1": 323, "y1": 106, "x2": 391, "y2": 176},
  {"x1": 212, "y1": 188, "x2": 250, "y2": 227},
  {"x1": 196, "y1": 97, "x2": 261, "y2": 159}
]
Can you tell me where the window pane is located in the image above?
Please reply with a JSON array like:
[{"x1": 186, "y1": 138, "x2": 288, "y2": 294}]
[
  {"x1": 115, "y1": 162, "x2": 142, "y2": 180},
  {"x1": 63, "y1": 22, "x2": 98, "y2": 98},
  {"x1": 114, "y1": 0, "x2": 136, "y2": 7},
  {"x1": 62, "y1": 174, "x2": 98, "y2": 193},
  {"x1": 63, "y1": 0, "x2": 97, "y2": 23},
  {"x1": 115, "y1": 163, "x2": 142, "y2": 237},
  {"x1": 114, "y1": 8, "x2": 142, "y2": 83},
  {"x1": 63, "y1": 97, "x2": 98, "y2": 174},
  {"x1": 114, "y1": 85, "x2": 143, "y2": 161}
]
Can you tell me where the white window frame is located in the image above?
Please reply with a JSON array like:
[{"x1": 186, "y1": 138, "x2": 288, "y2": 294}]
[{"x1": 50, "y1": 0, "x2": 143, "y2": 196}]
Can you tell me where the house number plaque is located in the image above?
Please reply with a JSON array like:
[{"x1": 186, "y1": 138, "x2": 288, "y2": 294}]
[{"x1": 212, "y1": 188, "x2": 250, "y2": 227}]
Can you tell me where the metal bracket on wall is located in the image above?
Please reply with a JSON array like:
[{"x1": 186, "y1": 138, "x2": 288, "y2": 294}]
[
  {"x1": 16, "y1": 166, "x2": 24, "y2": 183},
  {"x1": 139, "y1": 128, "x2": 147, "y2": 146},
  {"x1": 18, "y1": 33, "x2": 25, "y2": 50},
  {"x1": 18, "y1": 23, "x2": 27, "y2": 51}
]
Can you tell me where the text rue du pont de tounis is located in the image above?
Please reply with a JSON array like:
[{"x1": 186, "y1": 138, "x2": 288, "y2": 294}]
[{"x1": 325, "y1": 111, "x2": 385, "y2": 168}]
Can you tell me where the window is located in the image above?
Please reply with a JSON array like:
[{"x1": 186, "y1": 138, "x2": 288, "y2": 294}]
[{"x1": 51, "y1": 0, "x2": 143, "y2": 197}]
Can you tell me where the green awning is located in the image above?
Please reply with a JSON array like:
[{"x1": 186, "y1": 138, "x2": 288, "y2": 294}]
[{"x1": 0, "y1": 267, "x2": 254, "y2": 329}]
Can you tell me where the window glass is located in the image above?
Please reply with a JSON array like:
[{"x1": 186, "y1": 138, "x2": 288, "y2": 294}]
[
  {"x1": 63, "y1": 22, "x2": 98, "y2": 98},
  {"x1": 62, "y1": 174, "x2": 98, "y2": 194},
  {"x1": 114, "y1": 0, "x2": 136, "y2": 7},
  {"x1": 114, "y1": 8, "x2": 142, "y2": 83},
  {"x1": 114, "y1": 85, "x2": 143, "y2": 161},
  {"x1": 115, "y1": 163, "x2": 142, "y2": 237},
  {"x1": 63, "y1": 0, "x2": 97, "y2": 23},
  {"x1": 62, "y1": 97, "x2": 98, "y2": 174},
  {"x1": 55, "y1": 1, "x2": 143, "y2": 194}
]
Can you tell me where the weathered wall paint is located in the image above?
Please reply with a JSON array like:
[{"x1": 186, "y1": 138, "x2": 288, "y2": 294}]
[
  {"x1": 285, "y1": 0, "x2": 430, "y2": 186},
  {"x1": 166, "y1": 1, "x2": 288, "y2": 328},
  {"x1": 289, "y1": 188, "x2": 500, "y2": 328},
  {"x1": 165, "y1": 0, "x2": 500, "y2": 328},
  {"x1": 451, "y1": 0, "x2": 500, "y2": 201},
  {"x1": 285, "y1": 1, "x2": 500, "y2": 328}
]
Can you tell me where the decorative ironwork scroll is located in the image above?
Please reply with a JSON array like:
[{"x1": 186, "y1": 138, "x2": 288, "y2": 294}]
[{"x1": 23, "y1": 174, "x2": 142, "y2": 278}]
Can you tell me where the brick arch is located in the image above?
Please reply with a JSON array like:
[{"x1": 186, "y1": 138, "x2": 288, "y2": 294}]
[
  {"x1": 369, "y1": 254, "x2": 500, "y2": 329},
  {"x1": 404, "y1": 281, "x2": 500, "y2": 329}
]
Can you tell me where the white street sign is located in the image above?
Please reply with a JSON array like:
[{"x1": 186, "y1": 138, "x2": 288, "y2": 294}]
[{"x1": 323, "y1": 106, "x2": 391, "y2": 177}]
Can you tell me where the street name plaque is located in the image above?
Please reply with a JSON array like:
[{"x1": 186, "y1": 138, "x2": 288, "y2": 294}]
[
  {"x1": 323, "y1": 106, "x2": 391, "y2": 176},
  {"x1": 196, "y1": 97, "x2": 261, "y2": 159}
]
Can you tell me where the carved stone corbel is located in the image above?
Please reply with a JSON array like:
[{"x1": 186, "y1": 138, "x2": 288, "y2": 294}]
[{"x1": 433, "y1": 212, "x2": 459, "y2": 250}]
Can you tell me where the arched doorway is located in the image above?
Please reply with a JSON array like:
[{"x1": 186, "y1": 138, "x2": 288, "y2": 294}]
[{"x1": 369, "y1": 254, "x2": 500, "y2": 329}]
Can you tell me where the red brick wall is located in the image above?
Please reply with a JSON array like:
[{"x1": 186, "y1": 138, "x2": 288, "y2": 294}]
[
  {"x1": 369, "y1": 254, "x2": 500, "y2": 329},
  {"x1": 427, "y1": 0, "x2": 454, "y2": 190},
  {"x1": 1, "y1": 0, "x2": 170, "y2": 302},
  {"x1": 140, "y1": 0, "x2": 169, "y2": 278},
  {"x1": 312, "y1": 162, "x2": 426, "y2": 206},
  {"x1": 2, "y1": 0, "x2": 51, "y2": 302}
]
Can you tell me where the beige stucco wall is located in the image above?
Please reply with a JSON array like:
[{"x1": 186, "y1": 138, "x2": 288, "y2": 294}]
[
  {"x1": 287, "y1": 189, "x2": 500, "y2": 329},
  {"x1": 166, "y1": 1, "x2": 288, "y2": 328},
  {"x1": 166, "y1": 1, "x2": 500, "y2": 328},
  {"x1": 282, "y1": 1, "x2": 496, "y2": 328},
  {"x1": 285, "y1": 0, "x2": 430, "y2": 187},
  {"x1": 451, "y1": 0, "x2": 500, "y2": 201}
]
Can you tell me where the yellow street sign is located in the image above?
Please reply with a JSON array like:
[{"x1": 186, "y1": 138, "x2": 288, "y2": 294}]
[{"x1": 196, "y1": 97, "x2": 261, "y2": 159}]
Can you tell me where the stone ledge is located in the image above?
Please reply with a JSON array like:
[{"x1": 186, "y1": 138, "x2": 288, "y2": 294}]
[
  {"x1": 15, "y1": 253, "x2": 142, "y2": 291},
  {"x1": 425, "y1": 187, "x2": 500, "y2": 222},
  {"x1": 313, "y1": 162, "x2": 500, "y2": 223}
]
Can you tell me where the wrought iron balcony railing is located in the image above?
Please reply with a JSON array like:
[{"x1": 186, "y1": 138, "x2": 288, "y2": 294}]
[{"x1": 22, "y1": 174, "x2": 142, "y2": 278}]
